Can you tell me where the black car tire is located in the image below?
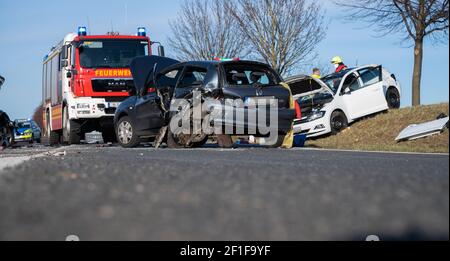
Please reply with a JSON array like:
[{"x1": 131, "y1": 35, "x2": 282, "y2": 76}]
[
  {"x1": 192, "y1": 137, "x2": 208, "y2": 148},
  {"x1": 116, "y1": 116, "x2": 140, "y2": 148},
  {"x1": 330, "y1": 111, "x2": 348, "y2": 135},
  {"x1": 63, "y1": 107, "x2": 81, "y2": 145},
  {"x1": 0, "y1": 126, "x2": 13, "y2": 148},
  {"x1": 386, "y1": 87, "x2": 401, "y2": 109},
  {"x1": 166, "y1": 128, "x2": 185, "y2": 149}
]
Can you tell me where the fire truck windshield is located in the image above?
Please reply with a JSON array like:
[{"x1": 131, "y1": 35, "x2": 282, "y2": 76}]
[{"x1": 78, "y1": 39, "x2": 148, "y2": 69}]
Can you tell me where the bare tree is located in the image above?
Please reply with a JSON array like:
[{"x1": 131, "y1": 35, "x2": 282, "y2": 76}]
[
  {"x1": 225, "y1": 0, "x2": 327, "y2": 76},
  {"x1": 168, "y1": 0, "x2": 249, "y2": 61},
  {"x1": 32, "y1": 104, "x2": 43, "y2": 129},
  {"x1": 335, "y1": 0, "x2": 449, "y2": 106}
]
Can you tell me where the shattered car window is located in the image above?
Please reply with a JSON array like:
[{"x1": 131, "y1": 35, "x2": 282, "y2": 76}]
[
  {"x1": 156, "y1": 69, "x2": 182, "y2": 88},
  {"x1": 321, "y1": 69, "x2": 353, "y2": 94},
  {"x1": 178, "y1": 67, "x2": 207, "y2": 88},
  {"x1": 224, "y1": 64, "x2": 278, "y2": 87},
  {"x1": 322, "y1": 76, "x2": 343, "y2": 94}
]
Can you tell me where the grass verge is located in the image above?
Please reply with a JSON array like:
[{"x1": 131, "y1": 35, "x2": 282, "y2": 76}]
[{"x1": 306, "y1": 103, "x2": 449, "y2": 153}]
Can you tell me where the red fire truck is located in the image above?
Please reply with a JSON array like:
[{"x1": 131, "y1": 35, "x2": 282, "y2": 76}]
[{"x1": 42, "y1": 27, "x2": 163, "y2": 145}]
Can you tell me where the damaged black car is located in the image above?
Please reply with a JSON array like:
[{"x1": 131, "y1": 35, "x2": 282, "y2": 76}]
[{"x1": 114, "y1": 56, "x2": 296, "y2": 148}]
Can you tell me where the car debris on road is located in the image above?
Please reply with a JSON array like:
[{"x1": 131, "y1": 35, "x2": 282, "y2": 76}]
[{"x1": 396, "y1": 114, "x2": 449, "y2": 142}]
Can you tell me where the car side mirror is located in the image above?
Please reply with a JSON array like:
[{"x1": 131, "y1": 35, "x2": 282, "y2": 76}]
[
  {"x1": 158, "y1": 46, "x2": 165, "y2": 57},
  {"x1": 342, "y1": 87, "x2": 351, "y2": 95}
]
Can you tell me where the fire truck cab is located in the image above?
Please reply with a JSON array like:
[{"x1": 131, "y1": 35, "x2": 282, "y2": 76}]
[{"x1": 42, "y1": 27, "x2": 159, "y2": 145}]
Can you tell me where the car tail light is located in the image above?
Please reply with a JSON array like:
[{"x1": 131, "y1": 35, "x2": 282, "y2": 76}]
[
  {"x1": 147, "y1": 87, "x2": 156, "y2": 93},
  {"x1": 295, "y1": 100, "x2": 302, "y2": 120}
]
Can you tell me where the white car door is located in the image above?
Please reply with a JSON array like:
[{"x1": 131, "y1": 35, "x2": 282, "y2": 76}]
[
  {"x1": 357, "y1": 66, "x2": 388, "y2": 114},
  {"x1": 341, "y1": 66, "x2": 387, "y2": 120}
]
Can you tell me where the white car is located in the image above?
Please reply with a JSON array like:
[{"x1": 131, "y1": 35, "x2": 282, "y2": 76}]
[{"x1": 286, "y1": 65, "x2": 401, "y2": 138}]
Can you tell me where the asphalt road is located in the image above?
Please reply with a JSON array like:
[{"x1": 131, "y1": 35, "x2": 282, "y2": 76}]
[{"x1": 0, "y1": 145, "x2": 448, "y2": 241}]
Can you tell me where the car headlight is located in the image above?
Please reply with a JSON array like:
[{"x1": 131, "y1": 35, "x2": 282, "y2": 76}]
[
  {"x1": 306, "y1": 111, "x2": 326, "y2": 122},
  {"x1": 77, "y1": 103, "x2": 90, "y2": 109}
]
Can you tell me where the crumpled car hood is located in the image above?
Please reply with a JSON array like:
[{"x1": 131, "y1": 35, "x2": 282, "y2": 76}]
[{"x1": 297, "y1": 90, "x2": 334, "y2": 112}]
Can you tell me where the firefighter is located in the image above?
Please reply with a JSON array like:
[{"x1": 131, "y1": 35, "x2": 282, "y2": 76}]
[
  {"x1": 331, "y1": 56, "x2": 348, "y2": 73},
  {"x1": 312, "y1": 68, "x2": 321, "y2": 79}
]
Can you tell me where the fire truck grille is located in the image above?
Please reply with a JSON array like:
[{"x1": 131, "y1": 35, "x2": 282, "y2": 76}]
[{"x1": 92, "y1": 79, "x2": 134, "y2": 93}]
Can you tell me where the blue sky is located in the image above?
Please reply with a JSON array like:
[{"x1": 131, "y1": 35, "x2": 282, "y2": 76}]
[{"x1": 0, "y1": 0, "x2": 448, "y2": 119}]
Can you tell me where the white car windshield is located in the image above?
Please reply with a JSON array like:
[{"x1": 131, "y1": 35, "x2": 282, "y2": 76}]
[{"x1": 321, "y1": 69, "x2": 352, "y2": 94}]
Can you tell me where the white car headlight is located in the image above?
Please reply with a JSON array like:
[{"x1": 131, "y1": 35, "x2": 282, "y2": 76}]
[{"x1": 306, "y1": 111, "x2": 326, "y2": 122}]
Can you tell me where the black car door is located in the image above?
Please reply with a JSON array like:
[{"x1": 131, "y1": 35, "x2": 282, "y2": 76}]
[{"x1": 134, "y1": 67, "x2": 183, "y2": 133}]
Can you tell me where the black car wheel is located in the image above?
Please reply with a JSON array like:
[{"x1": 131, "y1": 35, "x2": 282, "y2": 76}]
[
  {"x1": 386, "y1": 87, "x2": 401, "y2": 109},
  {"x1": 116, "y1": 116, "x2": 140, "y2": 148},
  {"x1": 330, "y1": 111, "x2": 348, "y2": 135},
  {"x1": 166, "y1": 128, "x2": 186, "y2": 148}
]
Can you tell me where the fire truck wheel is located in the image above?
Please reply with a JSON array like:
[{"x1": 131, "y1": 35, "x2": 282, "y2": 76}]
[
  {"x1": 116, "y1": 116, "x2": 140, "y2": 148},
  {"x1": 63, "y1": 107, "x2": 81, "y2": 145},
  {"x1": 47, "y1": 113, "x2": 61, "y2": 146}
]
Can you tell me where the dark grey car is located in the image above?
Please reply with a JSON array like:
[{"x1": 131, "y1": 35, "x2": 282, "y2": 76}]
[{"x1": 114, "y1": 56, "x2": 296, "y2": 148}]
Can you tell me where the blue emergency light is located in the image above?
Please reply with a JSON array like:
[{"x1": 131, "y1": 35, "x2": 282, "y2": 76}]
[
  {"x1": 78, "y1": 26, "x2": 87, "y2": 36},
  {"x1": 137, "y1": 27, "x2": 147, "y2": 37}
]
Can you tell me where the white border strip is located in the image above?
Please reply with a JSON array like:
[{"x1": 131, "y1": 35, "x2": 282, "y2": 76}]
[
  {"x1": 299, "y1": 147, "x2": 449, "y2": 156},
  {"x1": 0, "y1": 147, "x2": 66, "y2": 173}
]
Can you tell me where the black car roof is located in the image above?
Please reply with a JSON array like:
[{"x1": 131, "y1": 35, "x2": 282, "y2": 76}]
[
  {"x1": 159, "y1": 60, "x2": 277, "y2": 76},
  {"x1": 169, "y1": 60, "x2": 272, "y2": 68}
]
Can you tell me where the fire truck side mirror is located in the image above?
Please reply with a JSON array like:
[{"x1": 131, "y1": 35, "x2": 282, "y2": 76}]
[
  {"x1": 61, "y1": 45, "x2": 69, "y2": 60},
  {"x1": 158, "y1": 46, "x2": 165, "y2": 57}
]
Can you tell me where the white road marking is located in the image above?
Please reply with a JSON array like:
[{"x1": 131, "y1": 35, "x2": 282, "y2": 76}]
[
  {"x1": 0, "y1": 147, "x2": 66, "y2": 173},
  {"x1": 297, "y1": 147, "x2": 449, "y2": 156}
]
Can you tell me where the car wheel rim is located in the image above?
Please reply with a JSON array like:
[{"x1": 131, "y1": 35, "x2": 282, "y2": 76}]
[
  {"x1": 332, "y1": 117, "x2": 344, "y2": 131},
  {"x1": 389, "y1": 93, "x2": 399, "y2": 108},
  {"x1": 118, "y1": 121, "x2": 133, "y2": 144}
]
